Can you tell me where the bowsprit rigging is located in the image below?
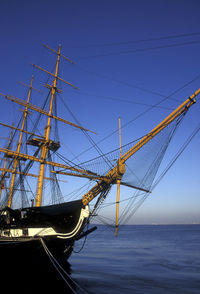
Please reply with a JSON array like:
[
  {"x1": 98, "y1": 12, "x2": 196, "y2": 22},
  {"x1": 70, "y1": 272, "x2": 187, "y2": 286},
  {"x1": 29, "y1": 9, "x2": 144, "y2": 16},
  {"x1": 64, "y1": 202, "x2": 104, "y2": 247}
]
[{"x1": 0, "y1": 44, "x2": 199, "y2": 288}]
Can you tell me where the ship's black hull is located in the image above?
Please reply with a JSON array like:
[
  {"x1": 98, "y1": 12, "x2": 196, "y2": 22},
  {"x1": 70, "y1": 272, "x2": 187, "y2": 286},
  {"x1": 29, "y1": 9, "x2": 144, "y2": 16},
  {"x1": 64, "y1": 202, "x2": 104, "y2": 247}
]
[
  {"x1": 0, "y1": 235, "x2": 74, "y2": 262},
  {"x1": 0, "y1": 200, "x2": 90, "y2": 292},
  {"x1": 0, "y1": 237, "x2": 75, "y2": 292}
]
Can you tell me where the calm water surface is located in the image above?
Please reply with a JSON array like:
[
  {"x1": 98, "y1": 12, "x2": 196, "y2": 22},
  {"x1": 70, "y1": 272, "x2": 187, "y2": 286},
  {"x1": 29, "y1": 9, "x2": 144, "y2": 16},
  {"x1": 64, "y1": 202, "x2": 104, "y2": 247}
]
[{"x1": 70, "y1": 225, "x2": 200, "y2": 294}]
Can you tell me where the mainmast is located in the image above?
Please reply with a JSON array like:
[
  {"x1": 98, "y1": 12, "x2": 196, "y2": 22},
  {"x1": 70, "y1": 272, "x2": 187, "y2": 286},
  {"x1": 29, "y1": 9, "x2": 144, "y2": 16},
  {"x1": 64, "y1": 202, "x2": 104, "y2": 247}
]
[
  {"x1": 35, "y1": 45, "x2": 61, "y2": 207},
  {"x1": 32, "y1": 44, "x2": 95, "y2": 206},
  {"x1": 7, "y1": 76, "x2": 34, "y2": 207}
]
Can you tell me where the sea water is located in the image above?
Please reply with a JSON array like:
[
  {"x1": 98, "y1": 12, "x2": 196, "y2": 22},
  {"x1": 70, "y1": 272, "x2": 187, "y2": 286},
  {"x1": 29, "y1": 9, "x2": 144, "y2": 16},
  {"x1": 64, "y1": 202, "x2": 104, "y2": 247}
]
[{"x1": 70, "y1": 225, "x2": 200, "y2": 294}]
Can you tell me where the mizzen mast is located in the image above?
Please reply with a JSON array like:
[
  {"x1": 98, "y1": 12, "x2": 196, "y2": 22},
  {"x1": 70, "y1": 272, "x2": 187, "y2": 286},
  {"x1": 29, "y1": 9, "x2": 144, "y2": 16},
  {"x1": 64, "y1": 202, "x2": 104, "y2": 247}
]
[
  {"x1": 7, "y1": 76, "x2": 34, "y2": 207},
  {"x1": 0, "y1": 128, "x2": 13, "y2": 200}
]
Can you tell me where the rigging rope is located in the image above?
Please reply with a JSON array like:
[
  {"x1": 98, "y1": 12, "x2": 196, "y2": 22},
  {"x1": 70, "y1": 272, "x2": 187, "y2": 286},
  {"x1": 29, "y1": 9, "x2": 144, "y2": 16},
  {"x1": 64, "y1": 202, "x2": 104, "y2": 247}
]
[
  {"x1": 72, "y1": 32, "x2": 200, "y2": 48},
  {"x1": 77, "y1": 39, "x2": 200, "y2": 59},
  {"x1": 57, "y1": 92, "x2": 113, "y2": 169},
  {"x1": 70, "y1": 90, "x2": 174, "y2": 110},
  {"x1": 152, "y1": 121, "x2": 200, "y2": 190},
  {"x1": 88, "y1": 110, "x2": 199, "y2": 228},
  {"x1": 1, "y1": 147, "x2": 41, "y2": 208},
  {"x1": 118, "y1": 119, "x2": 200, "y2": 226},
  {"x1": 48, "y1": 150, "x2": 64, "y2": 204},
  {"x1": 117, "y1": 113, "x2": 185, "y2": 225},
  {"x1": 40, "y1": 238, "x2": 89, "y2": 294},
  {"x1": 69, "y1": 68, "x2": 200, "y2": 162},
  {"x1": 27, "y1": 90, "x2": 51, "y2": 141}
]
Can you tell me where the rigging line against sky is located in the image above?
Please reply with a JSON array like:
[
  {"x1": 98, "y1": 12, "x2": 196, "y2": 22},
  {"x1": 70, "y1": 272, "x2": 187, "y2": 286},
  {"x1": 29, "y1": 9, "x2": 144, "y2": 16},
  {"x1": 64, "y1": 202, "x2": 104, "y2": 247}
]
[
  {"x1": 115, "y1": 120, "x2": 200, "y2": 224},
  {"x1": 74, "y1": 64, "x2": 179, "y2": 101},
  {"x1": 76, "y1": 40, "x2": 200, "y2": 59},
  {"x1": 70, "y1": 73, "x2": 200, "y2": 161},
  {"x1": 119, "y1": 114, "x2": 189, "y2": 224},
  {"x1": 71, "y1": 90, "x2": 173, "y2": 110},
  {"x1": 74, "y1": 60, "x2": 200, "y2": 103},
  {"x1": 71, "y1": 31, "x2": 200, "y2": 48},
  {"x1": 0, "y1": 0, "x2": 199, "y2": 224},
  {"x1": 57, "y1": 93, "x2": 114, "y2": 169},
  {"x1": 152, "y1": 121, "x2": 200, "y2": 191},
  {"x1": 50, "y1": 32, "x2": 200, "y2": 104},
  {"x1": 76, "y1": 72, "x2": 200, "y2": 106}
]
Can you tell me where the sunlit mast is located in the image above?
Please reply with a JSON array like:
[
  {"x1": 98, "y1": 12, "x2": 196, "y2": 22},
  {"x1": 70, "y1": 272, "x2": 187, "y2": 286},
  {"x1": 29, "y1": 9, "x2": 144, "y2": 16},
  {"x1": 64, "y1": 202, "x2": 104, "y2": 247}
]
[
  {"x1": 7, "y1": 76, "x2": 34, "y2": 207},
  {"x1": 30, "y1": 44, "x2": 94, "y2": 206},
  {"x1": 0, "y1": 45, "x2": 199, "y2": 217},
  {"x1": 0, "y1": 128, "x2": 14, "y2": 200},
  {"x1": 35, "y1": 46, "x2": 61, "y2": 207},
  {"x1": 81, "y1": 89, "x2": 199, "y2": 235}
]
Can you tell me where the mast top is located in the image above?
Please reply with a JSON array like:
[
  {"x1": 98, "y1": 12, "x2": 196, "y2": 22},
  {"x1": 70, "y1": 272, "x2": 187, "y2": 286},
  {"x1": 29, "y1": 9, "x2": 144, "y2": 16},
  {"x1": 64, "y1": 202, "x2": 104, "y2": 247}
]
[{"x1": 43, "y1": 44, "x2": 75, "y2": 64}]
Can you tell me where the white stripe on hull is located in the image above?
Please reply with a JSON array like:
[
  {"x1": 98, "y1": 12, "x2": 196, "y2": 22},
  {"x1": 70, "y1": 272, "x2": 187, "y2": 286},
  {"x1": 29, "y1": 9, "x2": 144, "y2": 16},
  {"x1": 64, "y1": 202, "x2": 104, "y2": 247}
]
[{"x1": 0, "y1": 206, "x2": 89, "y2": 240}]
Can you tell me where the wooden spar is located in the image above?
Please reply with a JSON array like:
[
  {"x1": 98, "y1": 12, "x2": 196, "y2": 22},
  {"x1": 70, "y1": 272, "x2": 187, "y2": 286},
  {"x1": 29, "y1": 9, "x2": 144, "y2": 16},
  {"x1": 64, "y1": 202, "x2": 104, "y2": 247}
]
[
  {"x1": 119, "y1": 117, "x2": 122, "y2": 158},
  {"x1": 50, "y1": 170, "x2": 109, "y2": 181},
  {"x1": 0, "y1": 167, "x2": 67, "y2": 182},
  {"x1": 34, "y1": 44, "x2": 92, "y2": 206},
  {"x1": 31, "y1": 64, "x2": 79, "y2": 89},
  {"x1": 115, "y1": 179, "x2": 120, "y2": 237},
  {"x1": 18, "y1": 79, "x2": 43, "y2": 94},
  {"x1": 7, "y1": 76, "x2": 34, "y2": 207},
  {"x1": 0, "y1": 146, "x2": 100, "y2": 177},
  {"x1": 115, "y1": 117, "x2": 122, "y2": 237},
  {"x1": 0, "y1": 122, "x2": 43, "y2": 138},
  {"x1": 121, "y1": 90, "x2": 199, "y2": 163},
  {"x1": 0, "y1": 45, "x2": 97, "y2": 208},
  {"x1": 35, "y1": 45, "x2": 61, "y2": 206},
  {"x1": 0, "y1": 128, "x2": 13, "y2": 200},
  {"x1": 42, "y1": 44, "x2": 75, "y2": 64},
  {"x1": 0, "y1": 93, "x2": 96, "y2": 134},
  {"x1": 82, "y1": 89, "x2": 199, "y2": 206},
  {"x1": 120, "y1": 182, "x2": 150, "y2": 193}
]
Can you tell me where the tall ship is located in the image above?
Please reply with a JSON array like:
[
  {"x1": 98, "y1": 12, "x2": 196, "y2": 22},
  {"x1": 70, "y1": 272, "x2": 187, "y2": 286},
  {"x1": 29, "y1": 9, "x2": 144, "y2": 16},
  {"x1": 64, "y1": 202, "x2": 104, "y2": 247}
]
[{"x1": 0, "y1": 44, "x2": 199, "y2": 289}]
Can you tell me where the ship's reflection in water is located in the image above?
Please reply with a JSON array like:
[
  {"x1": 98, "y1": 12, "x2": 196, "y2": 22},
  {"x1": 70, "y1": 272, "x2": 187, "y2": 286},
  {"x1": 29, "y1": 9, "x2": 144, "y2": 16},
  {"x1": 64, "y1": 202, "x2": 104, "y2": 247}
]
[{"x1": 0, "y1": 241, "x2": 78, "y2": 294}]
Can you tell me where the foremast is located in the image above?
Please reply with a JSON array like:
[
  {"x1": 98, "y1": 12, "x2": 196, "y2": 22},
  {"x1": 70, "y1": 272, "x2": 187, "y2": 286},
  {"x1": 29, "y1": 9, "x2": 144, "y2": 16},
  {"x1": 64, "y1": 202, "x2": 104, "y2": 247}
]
[{"x1": 7, "y1": 76, "x2": 34, "y2": 207}]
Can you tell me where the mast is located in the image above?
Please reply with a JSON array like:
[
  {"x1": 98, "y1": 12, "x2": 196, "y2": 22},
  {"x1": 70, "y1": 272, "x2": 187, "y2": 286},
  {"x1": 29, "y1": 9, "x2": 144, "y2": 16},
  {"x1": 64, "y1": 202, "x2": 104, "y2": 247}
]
[
  {"x1": 115, "y1": 117, "x2": 122, "y2": 237},
  {"x1": 0, "y1": 128, "x2": 13, "y2": 200},
  {"x1": 35, "y1": 45, "x2": 61, "y2": 207},
  {"x1": 7, "y1": 76, "x2": 34, "y2": 207}
]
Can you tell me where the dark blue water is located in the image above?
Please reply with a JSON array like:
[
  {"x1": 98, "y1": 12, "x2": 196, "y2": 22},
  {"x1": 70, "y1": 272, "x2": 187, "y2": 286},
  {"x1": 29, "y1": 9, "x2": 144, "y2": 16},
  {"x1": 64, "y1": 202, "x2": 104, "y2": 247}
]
[{"x1": 70, "y1": 225, "x2": 200, "y2": 294}]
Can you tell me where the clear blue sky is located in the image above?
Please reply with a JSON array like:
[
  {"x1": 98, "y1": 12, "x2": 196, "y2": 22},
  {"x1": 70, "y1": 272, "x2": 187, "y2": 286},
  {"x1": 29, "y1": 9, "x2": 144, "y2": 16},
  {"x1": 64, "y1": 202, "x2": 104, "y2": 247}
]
[{"x1": 0, "y1": 0, "x2": 200, "y2": 224}]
